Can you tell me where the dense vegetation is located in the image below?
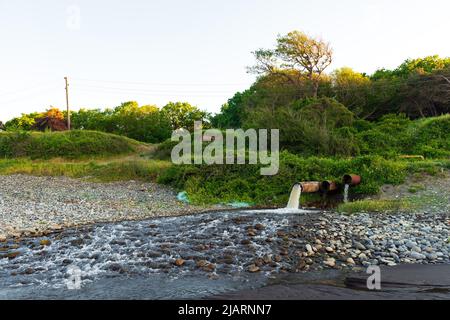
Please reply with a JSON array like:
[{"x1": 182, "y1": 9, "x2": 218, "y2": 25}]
[
  {"x1": 4, "y1": 101, "x2": 208, "y2": 143},
  {"x1": 157, "y1": 150, "x2": 450, "y2": 205},
  {"x1": 1, "y1": 30, "x2": 449, "y2": 207}
]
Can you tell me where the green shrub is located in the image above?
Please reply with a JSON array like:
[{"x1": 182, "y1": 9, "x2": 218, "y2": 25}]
[
  {"x1": 0, "y1": 130, "x2": 141, "y2": 159},
  {"x1": 158, "y1": 152, "x2": 409, "y2": 205}
]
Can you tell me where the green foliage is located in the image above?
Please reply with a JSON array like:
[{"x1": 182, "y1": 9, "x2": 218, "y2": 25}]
[
  {"x1": 161, "y1": 102, "x2": 209, "y2": 131},
  {"x1": 0, "y1": 130, "x2": 141, "y2": 159},
  {"x1": 210, "y1": 92, "x2": 246, "y2": 129},
  {"x1": 355, "y1": 114, "x2": 450, "y2": 158},
  {"x1": 6, "y1": 101, "x2": 178, "y2": 144},
  {"x1": 158, "y1": 152, "x2": 409, "y2": 205},
  {"x1": 244, "y1": 97, "x2": 358, "y2": 156},
  {"x1": 5, "y1": 112, "x2": 41, "y2": 130},
  {"x1": 71, "y1": 102, "x2": 172, "y2": 143},
  {"x1": 223, "y1": 52, "x2": 450, "y2": 127}
]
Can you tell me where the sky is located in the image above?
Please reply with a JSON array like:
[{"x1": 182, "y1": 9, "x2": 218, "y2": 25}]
[{"x1": 1, "y1": 0, "x2": 450, "y2": 121}]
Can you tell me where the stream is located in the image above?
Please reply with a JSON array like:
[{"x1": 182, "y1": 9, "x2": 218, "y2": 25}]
[
  {"x1": 1, "y1": 208, "x2": 449, "y2": 300},
  {"x1": 0, "y1": 209, "x2": 318, "y2": 299}
]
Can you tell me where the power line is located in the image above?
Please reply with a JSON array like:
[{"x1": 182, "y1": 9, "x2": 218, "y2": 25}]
[
  {"x1": 0, "y1": 82, "x2": 60, "y2": 98},
  {"x1": 72, "y1": 77, "x2": 250, "y2": 87}
]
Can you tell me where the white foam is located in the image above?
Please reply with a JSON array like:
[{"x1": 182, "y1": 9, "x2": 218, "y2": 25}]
[{"x1": 242, "y1": 208, "x2": 316, "y2": 214}]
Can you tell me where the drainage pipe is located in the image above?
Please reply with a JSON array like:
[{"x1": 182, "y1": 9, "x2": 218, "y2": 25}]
[
  {"x1": 298, "y1": 181, "x2": 321, "y2": 193},
  {"x1": 343, "y1": 174, "x2": 361, "y2": 186},
  {"x1": 320, "y1": 180, "x2": 338, "y2": 192}
]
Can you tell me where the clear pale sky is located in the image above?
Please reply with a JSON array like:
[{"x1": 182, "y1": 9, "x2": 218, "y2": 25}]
[{"x1": 1, "y1": 0, "x2": 449, "y2": 121}]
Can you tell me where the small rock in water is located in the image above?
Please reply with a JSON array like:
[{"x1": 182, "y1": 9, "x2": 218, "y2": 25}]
[
  {"x1": 276, "y1": 230, "x2": 286, "y2": 237},
  {"x1": 325, "y1": 247, "x2": 334, "y2": 253},
  {"x1": 0, "y1": 234, "x2": 6, "y2": 242},
  {"x1": 254, "y1": 224, "x2": 265, "y2": 230},
  {"x1": 262, "y1": 255, "x2": 272, "y2": 264},
  {"x1": 248, "y1": 264, "x2": 260, "y2": 273},
  {"x1": 24, "y1": 268, "x2": 34, "y2": 275},
  {"x1": 346, "y1": 257, "x2": 356, "y2": 265},
  {"x1": 305, "y1": 244, "x2": 314, "y2": 254},
  {"x1": 40, "y1": 239, "x2": 51, "y2": 246},
  {"x1": 202, "y1": 263, "x2": 216, "y2": 272},
  {"x1": 196, "y1": 260, "x2": 209, "y2": 268},
  {"x1": 174, "y1": 258, "x2": 185, "y2": 267}
]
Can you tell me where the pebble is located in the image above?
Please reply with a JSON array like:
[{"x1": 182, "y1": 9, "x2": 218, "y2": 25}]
[
  {"x1": 0, "y1": 174, "x2": 209, "y2": 239},
  {"x1": 409, "y1": 252, "x2": 426, "y2": 260},
  {"x1": 248, "y1": 264, "x2": 260, "y2": 273},
  {"x1": 324, "y1": 258, "x2": 336, "y2": 267}
]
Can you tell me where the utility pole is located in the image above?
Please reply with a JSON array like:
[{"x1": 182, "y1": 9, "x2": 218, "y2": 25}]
[{"x1": 64, "y1": 76, "x2": 71, "y2": 130}]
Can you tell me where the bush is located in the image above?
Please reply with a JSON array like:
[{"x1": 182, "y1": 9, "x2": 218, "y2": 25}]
[{"x1": 158, "y1": 151, "x2": 409, "y2": 205}]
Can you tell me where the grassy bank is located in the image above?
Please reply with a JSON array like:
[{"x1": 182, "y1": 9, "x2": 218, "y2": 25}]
[
  {"x1": 0, "y1": 158, "x2": 171, "y2": 182},
  {"x1": 0, "y1": 130, "x2": 145, "y2": 159}
]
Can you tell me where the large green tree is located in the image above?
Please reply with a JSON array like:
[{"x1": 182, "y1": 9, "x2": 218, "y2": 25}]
[{"x1": 161, "y1": 102, "x2": 209, "y2": 131}]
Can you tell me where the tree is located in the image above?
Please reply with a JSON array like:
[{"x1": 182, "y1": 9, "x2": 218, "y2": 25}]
[
  {"x1": 33, "y1": 107, "x2": 68, "y2": 131},
  {"x1": 210, "y1": 91, "x2": 252, "y2": 129},
  {"x1": 249, "y1": 30, "x2": 333, "y2": 98},
  {"x1": 395, "y1": 55, "x2": 450, "y2": 77},
  {"x1": 161, "y1": 102, "x2": 209, "y2": 131},
  {"x1": 331, "y1": 67, "x2": 371, "y2": 116},
  {"x1": 5, "y1": 112, "x2": 41, "y2": 130},
  {"x1": 111, "y1": 101, "x2": 171, "y2": 142},
  {"x1": 397, "y1": 70, "x2": 450, "y2": 117}
]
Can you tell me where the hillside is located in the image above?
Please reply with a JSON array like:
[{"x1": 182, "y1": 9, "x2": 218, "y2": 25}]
[{"x1": 0, "y1": 130, "x2": 147, "y2": 159}]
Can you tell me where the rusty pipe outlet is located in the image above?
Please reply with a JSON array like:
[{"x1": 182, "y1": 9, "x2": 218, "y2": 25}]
[
  {"x1": 320, "y1": 180, "x2": 338, "y2": 192},
  {"x1": 343, "y1": 174, "x2": 361, "y2": 186},
  {"x1": 299, "y1": 181, "x2": 321, "y2": 193}
]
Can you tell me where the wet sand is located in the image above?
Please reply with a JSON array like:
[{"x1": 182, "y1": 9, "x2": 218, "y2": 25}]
[{"x1": 209, "y1": 264, "x2": 450, "y2": 300}]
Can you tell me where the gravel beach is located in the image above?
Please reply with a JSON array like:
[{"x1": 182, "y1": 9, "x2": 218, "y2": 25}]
[{"x1": 0, "y1": 174, "x2": 210, "y2": 239}]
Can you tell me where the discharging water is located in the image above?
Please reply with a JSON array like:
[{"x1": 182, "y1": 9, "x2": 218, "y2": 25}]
[
  {"x1": 343, "y1": 184, "x2": 350, "y2": 203},
  {"x1": 0, "y1": 209, "x2": 318, "y2": 299},
  {"x1": 286, "y1": 184, "x2": 302, "y2": 209}
]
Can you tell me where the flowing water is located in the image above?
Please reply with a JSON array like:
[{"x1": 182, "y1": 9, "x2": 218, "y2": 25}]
[
  {"x1": 0, "y1": 209, "x2": 319, "y2": 299},
  {"x1": 286, "y1": 184, "x2": 302, "y2": 209},
  {"x1": 343, "y1": 184, "x2": 350, "y2": 203}
]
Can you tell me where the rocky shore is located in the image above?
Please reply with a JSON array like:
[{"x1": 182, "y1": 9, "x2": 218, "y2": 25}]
[
  {"x1": 0, "y1": 174, "x2": 449, "y2": 277},
  {"x1": 0, "y1": 174, "x2": 211, "y2": 240},
  {"x1": 283, "y1": 211, "x2": 450, "y2": 271}
]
